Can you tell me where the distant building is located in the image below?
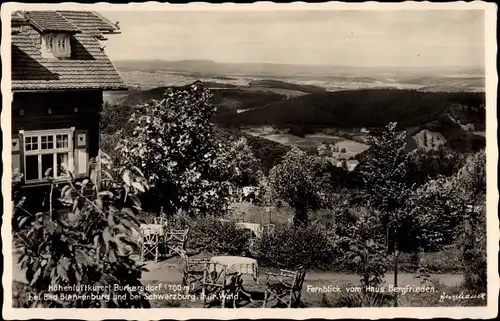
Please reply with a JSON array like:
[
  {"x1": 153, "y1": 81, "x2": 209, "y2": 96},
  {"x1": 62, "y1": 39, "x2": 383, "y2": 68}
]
[{"x1": 332, "y1": 159, "x2": 359, "y2": 171}]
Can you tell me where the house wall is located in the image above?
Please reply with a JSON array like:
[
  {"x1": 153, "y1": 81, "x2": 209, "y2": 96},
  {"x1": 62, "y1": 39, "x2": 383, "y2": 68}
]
[
  {"x1": 12, "y1": 90, "x2": 103, "y2": 157},
  {"x1": 11, "y1": 90, "x2": 104, "y2": 212}
]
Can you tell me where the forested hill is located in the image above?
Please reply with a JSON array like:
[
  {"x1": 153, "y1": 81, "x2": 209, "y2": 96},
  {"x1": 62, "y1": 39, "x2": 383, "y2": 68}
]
[{"x1": 233, "y1": 89, "x2": 485, "y2": 129}]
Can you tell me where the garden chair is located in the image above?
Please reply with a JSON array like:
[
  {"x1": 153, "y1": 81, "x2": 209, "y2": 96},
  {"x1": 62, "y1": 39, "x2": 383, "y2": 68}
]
[
  {"x1": 263, "y1": 224, "x2": 275, "y2": 234},
  {"x1": 181, "y1": 253, "x2": 210, "y2": 295},
  {"x1": 201, "y1": 262, "x2": 227, "y2": 308},
  {"x1": 154, "y1": 215, "x2": 168, "y2": 228},
  {"x1": 202, "y1": 263, "x2": 242, "y2": 308},
  {"x1": 262, "y1": 266, "x2": 307, "y2": 308},
  {"x1": 165, "y1": 228, "x2": 189, "y2": 257},
  {"x1": 140, "y1": 227, "x2": 160, "y2": 263}
]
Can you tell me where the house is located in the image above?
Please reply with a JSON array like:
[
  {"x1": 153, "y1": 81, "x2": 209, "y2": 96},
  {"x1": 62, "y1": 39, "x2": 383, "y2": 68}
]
[{"x1": 10, "y1": 11, "x2": 126, "y2": 207}]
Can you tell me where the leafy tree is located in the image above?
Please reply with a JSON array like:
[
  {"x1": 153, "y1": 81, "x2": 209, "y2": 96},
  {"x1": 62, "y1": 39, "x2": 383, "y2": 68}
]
[
  {"x1": 407, "y1": 150, "x2": 485, "y2": 249},
  {"x1": 13, "y1": 152, "x2": 150, "y2": 308},
  {"x1": 346, "y1": 207, "x2": 390, "y2": 291},
  {"x1": 341, "y1": 160, "x2": 349, "y2": 172},
  {"x1": 407, "y1": 150, "x2": 486, "y2": 290},
  {"x1": 358, "y1": 122, "x2": 412, "y2": 213},
  {"x1": 216, "y1": 136, "x2": 263, "y2": 188},
  {"x1": 356, "y1": 122, "x2": 414, "y2": 306},
  {"x1": 405, "y1": 147, "x2": 465, "y2": 187},
  {"x1": 268, "y1": 147, "x2": 330, "y2": 226},
  {"x1": 100, "y1": 101, "x2": 134, "y2": 136},
  {"x1": 117, "y1": 81, "x2": 232, "y2": 217}
]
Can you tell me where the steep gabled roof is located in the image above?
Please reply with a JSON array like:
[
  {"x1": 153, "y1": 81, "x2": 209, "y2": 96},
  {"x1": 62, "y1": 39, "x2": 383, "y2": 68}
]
[
  {"x1": 56, "y1": 11, "x2": 119, "y2": 39},
  {"x1": 25, "y1": 11, "x2": 81, "y2": 33},
  {"x1": 11, "y1": 11, "x2": 126, "y2": 91},
  {"x1": 11, "y1": 11, "x2": 27, "y2": 25}
]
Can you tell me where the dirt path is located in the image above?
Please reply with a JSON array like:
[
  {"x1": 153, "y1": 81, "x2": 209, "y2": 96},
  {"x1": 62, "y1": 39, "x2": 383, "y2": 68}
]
[{"x1": 11, "y1": 252, "x2": 464, "y2": 308}]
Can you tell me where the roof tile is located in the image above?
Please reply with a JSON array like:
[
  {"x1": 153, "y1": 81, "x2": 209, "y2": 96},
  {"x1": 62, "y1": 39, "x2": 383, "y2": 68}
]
[
  {"x1": 25, "y1": 11, "x2": 81, "y2": 33},
  {"x1": 11, "y1": 11, "x2": 126, "y2": 91}
]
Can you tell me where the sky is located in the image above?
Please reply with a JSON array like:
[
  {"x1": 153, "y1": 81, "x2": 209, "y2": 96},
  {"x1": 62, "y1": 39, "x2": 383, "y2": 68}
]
[{"x1": 100, "y1": 10, "x2": 485, "y2": 68}]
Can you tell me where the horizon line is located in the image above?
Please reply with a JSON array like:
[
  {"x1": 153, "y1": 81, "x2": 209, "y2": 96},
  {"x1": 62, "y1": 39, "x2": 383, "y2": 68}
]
[{"x1": 111, "y1": 58, "x2": 485, "y2": 70}]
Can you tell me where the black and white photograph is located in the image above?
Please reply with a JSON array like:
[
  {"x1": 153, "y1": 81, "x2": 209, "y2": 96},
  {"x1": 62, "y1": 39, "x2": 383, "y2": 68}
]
[{"x1": 2, "y1": 2, "x2": 497, "y2": 319}]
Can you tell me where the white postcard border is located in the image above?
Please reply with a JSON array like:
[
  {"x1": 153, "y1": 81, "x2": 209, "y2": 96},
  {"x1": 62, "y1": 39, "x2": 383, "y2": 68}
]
[{"x1": 2, "y1": 1, "x2": 498, "y2": 319}]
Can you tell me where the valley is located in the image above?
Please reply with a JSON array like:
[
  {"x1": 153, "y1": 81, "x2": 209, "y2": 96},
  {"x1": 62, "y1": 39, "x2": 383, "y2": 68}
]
[{"x1": 102, "y1": 61, "x2": 486, "y2": 172}]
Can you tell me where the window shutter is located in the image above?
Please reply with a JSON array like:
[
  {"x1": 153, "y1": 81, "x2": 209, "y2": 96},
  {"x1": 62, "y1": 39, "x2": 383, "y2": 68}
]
[
  {"x1": 12, "y1": 133, "x2": 24, "y2": 177},
  {"x1": 74, "y1": 130, "x2": 89, "y2": 179}
]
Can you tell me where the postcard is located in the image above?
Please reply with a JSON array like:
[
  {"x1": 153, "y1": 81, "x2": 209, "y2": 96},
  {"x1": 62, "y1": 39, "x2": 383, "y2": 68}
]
[{"x1": 2, "y1": 1, "x2": 498, "y2": 319}]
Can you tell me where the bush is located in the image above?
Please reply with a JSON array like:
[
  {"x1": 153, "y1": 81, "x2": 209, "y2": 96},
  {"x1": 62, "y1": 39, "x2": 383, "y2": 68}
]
[
  {"x1": 462, "y1": 206, "x2": 487, "y2": 292},
  {"x1": 168, "y1": 214, "x2": 251, "y2": 256},
  {"x1": 397, "y1": 246, "x2": 464, "y2": 273},
  {"x1": 117, "y1": 82, "x2": 233, "y2": 216},
  {"x1": 12, "y1": 154, "x2": 151, "y2": 308},
  {"x1": 254, "y1": 224, "x2": 337, "y2": 270},
  {"x1": 325, "y1": 291, "x2": 393, "y2": 307}
]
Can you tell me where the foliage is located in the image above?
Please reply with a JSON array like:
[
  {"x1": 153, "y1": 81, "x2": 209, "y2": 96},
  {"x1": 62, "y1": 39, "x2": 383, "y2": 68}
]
[
  {"x1": 327, "y1": 291, "x2": 393, "y2": 307},
  {"x1": 185, "y1": 216, "x2": 251, "y2": 256},
  {"x1": 162, "y1": 212, "x2": 250, "y2": 256},
  {"x1": 407, "y1": 150, "x2": 485, "y2": 251},
  {"x1": 344, "y1": 207, "x2": 389, "y2": 290},
  {"x1": 254, "y1": 224, "x2": 337, "y2": 270},
  {"x1": 12, "y1": 152, "x2": 151, "y2": 308},
  {"x1": 288, "y1": 124, "x2": 315, "y2": 138},
  {"x1": 355, "y1": 122, "x2": 419, "y2": 307},
  {"x1": 405, "y1": 147, "x2": 466, "y2": 187},
  {"x1": 356, "y1": 122, "x2": 418, "y2": 253},
  {"x1": 214, "y1": 127, "x2": 290, "y2": 175},
  {"x1": 358, "y1": 122, "x2": 412, "y2": 213},
  {"x1": 248, "y1": 79, "x2": 327, "y2": 94},
  {"x1": 462, "y1": 205, "x2": 486, "y2": 292},
  {"x1": 100, "y1": 101, "x2": 134, "y2": 136},
  {"x1": 215, "y1": 136, "x2": 263, "y2": 187},
  {"x1": 117, "y1": 81, "x2": 232, "y2": 216},
  {"x1": 268, "y1": 147, "x2": 332, "y2": 225},
  {"x1": 396, "y1": 246, "x2": 464, "y2": 273},
  {"x1": 100, "y1": 133, "x2": 123, "y2": 165},
  {"x1": 405, "y1": 150, "x2": 486, "y2": 292},
  {"x1": 449, "y1": 151, "x2": 486, "y2": 291},
  {"x1": 233, "y1": 89, "x2": 485, "y2": 128}
]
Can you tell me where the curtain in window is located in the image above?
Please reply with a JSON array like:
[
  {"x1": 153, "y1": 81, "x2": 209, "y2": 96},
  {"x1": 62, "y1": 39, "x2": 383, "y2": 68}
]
[{"x1": 42, "y1": 33, "x2": 70, "y2": 58}]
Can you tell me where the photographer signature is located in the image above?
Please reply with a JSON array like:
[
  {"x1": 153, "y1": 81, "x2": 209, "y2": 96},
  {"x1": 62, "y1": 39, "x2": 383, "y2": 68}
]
[{"x1": 439, "y1": 292, "x2": 486, "y2": 303}]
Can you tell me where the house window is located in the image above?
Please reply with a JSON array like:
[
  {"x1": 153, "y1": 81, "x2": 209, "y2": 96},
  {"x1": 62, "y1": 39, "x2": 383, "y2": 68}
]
[
  {"x1": 23, "y1": 129, "x2": 74, "y2": 182},
  {"x1": 41, "y1": 33, "x2": 71, "y2": 58}
]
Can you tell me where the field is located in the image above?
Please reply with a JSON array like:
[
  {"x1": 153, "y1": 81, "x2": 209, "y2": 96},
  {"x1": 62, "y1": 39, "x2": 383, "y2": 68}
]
[
  {"x1": 412, "y1": 129, "x2": 447, "y2": 151},
  {"x1": 242, "y1": 127, "x2": 370, "y2": 159},
  {"x1": 113, "y1": 60, "x2": 484, "y2": 93},
  {"x1": 105, "y1": 67, "x2": 486, "y2": 156}
]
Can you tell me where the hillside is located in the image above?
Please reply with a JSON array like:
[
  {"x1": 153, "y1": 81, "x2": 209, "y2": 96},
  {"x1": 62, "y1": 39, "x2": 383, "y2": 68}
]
[
  {"x1": 215, "y1": 128, "x2": 291, "y2": 174},
  {"x1": 248, "y1": 79, "x2": 327, "y2": 94},
  {"x1": 232, "y1": 89, "x2": 485, "y2": 129},
  {"x1": 115, "y1": 86, "x2": 285, "y2": 112}
]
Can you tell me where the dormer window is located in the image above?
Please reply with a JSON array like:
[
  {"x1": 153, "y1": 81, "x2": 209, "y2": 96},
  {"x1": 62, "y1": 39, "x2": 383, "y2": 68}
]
[{"x1": 41, "y1": 33, "x2": 71, "y2": 59}]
